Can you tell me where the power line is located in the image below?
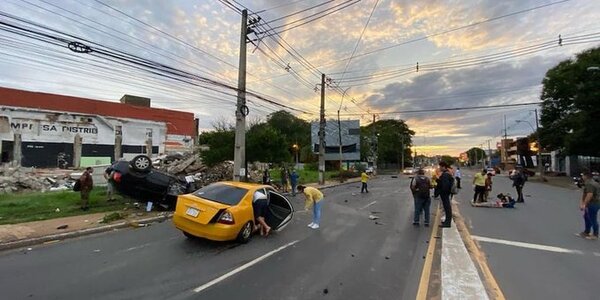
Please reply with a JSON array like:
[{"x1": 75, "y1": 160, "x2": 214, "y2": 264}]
[{"x1": 335, "y1": 102, "x2": 541, "y2": 116}]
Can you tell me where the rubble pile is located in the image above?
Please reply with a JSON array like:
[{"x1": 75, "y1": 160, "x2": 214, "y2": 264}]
[{"x1": 0, "y1": 166, "x2": 72, "y2": 194}]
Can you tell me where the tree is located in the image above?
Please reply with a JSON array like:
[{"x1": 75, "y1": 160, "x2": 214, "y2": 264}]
[
  {"x1": 539, "y1": 46, "x2": 600, "y2": 156},
  {"x1": 198, "y1": 129, "x2": 235, "y2": 167},
  {"x1": 360, "y1": 119, "x2": 415, "y2": 166},
  {"x1": 440, "y1": 155, "x2": 457, "y2": 167},
  {"x1": 266, "y1": 110, "x2": 311, "y2": 151},
  {"x1": 466, "y1": 147, "x2": 486, "y2": 166},
  {"x1": 246, "y1": 123, "x2": 291, "y2": 163}
]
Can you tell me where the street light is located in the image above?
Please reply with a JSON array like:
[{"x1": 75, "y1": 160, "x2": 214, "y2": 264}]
[{"x1": 292, "y1": 144, "x2": 299, "y2": 166}]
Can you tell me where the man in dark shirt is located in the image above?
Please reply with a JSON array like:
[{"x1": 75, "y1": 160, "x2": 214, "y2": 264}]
[
  {"x1": 577, "y1": 169, "x2": 600, "y2": 240},
  {"x1": 437, "y1": 162, "x2": 455, "y2": 228},
  {"x1": 80, "y1": 167, "x2": 94, "y2": 211}
]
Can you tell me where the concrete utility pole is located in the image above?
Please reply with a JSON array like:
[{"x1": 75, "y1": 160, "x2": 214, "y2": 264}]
[
  {"x1": 233, "y1": 9, "x2": 248, "y2": 182},
  {"x1": 13, "y1": 133, "x2": 21, "y2": 167},
  {"x1": 372, "y1": 114, "x2": 377, "y2": 174},
  {"x1": 487, "y1": 139, "x2": 492, "y2": 166},
  {"x1": 318, "y1": 73, "x2": 326, "y2": 185},
  {"x1": 535, "y1": 108, "x2": 543, "y2": 178},
  {"x1": 401, "y1": 135, "x2": 405, "y2": 170}
]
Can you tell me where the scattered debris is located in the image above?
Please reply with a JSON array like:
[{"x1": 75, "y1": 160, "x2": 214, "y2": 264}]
[
  {"x1": 26, "y1": 248, "x2": 32, "y2": 251},
  {"x1": 100, "y1": 212, "x2": 125, "y2": 223},
  {"x1": 344, "y1": 200, "x2": 348, "y2": 203},
  {"x1": 55, "y1": 208, "x2": 61, "y2": 213},
  {"x1": 391, "y1": 175, "x2": 398, "y2": 178},
  {"x1": 351, "y1": 193, "x2": 356, "y2": 196},
  {"x1": 368, "y1": 215, "x2": 379, "y2": 220},
  {"x1": 385, "y1": 256, "x2": 390, "y2": 260},
  {"x1": 56, "y1": 224, "x2": 68, "y2": 230},
  {"x1": 351, "y1": 254, "x2": 355, "y2": 257},
  {"x1": 374, "y1": 221, "x2": 384, "y2": 225},
  {"x1": 323, "y1": 288, "x2": 328, "y2": 294},
  {"x1": 93, "y1": 249, "x2": 101, "y2": 253}
]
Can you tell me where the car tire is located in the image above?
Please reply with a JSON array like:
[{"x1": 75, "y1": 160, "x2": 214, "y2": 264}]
[
  {"x1": 236, "y1": 221, "x2": 253, "y2": 244},
  {"x1": 130, "y1": 155, "x2": 152, "y2": 173},
  {"x1": 183, "y1": 231, "x2": 196, "y2": 239}
]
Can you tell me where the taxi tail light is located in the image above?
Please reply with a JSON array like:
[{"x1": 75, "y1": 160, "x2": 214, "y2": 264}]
[
  {"x1": 217, "y1": 210, "x2": 235, "y2": 225},
  {"x1": 113, "y1": 172, "x2": 122, "y2": 183}
]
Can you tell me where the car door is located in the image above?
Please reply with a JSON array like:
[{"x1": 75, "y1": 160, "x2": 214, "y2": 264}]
[{"x1": 266, "y1": 189, "x2": 294, "y2": 231}]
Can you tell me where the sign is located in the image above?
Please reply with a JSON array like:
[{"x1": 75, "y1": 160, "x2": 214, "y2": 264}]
[{"x1": 9, "y1": 121, "x2": 98, "y2": 136}]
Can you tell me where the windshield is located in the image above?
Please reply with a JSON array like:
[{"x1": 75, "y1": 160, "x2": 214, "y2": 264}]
[{"x1": 193, "y1": 183, "x2": 248, "y2": 206}]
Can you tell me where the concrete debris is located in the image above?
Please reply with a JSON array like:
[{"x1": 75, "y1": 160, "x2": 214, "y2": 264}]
[{"x1": 368, "y1": 215, "x2": 380, "y2": 220}]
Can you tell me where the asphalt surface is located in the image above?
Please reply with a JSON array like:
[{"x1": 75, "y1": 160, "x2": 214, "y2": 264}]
[
  {"x1": 456, "y1": 170, "x2": 600, "y2": 300},
  {"x1": 0, "y1": 176, "x2": 432, "y2": 300}
]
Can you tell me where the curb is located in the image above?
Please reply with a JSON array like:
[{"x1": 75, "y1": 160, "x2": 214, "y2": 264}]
[{"x1": 0, "y1": 213, "x2": 173, "y2": 251}]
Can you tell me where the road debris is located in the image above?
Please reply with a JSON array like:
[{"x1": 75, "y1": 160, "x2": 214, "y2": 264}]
[
  {"x1": 56, "y1": 224, "x2": 68, "y2": 230},
  {"x1": 368, "y1": 215, "x2": 380, "y2": 220}
]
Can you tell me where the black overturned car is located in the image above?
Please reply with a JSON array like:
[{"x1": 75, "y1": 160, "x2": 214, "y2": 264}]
[{"x1": 111, "y1": 155, "x2": 195, "y2": 209}]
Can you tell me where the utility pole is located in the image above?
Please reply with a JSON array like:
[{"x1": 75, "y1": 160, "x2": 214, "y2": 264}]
[
  {"x1": 318, "y1": 73, "x2": 326, "y2": 185},
  {"x1": 372, "y1": 114, "x2": 377, "y2": 175},
  {"x1": 487, "y1": 139, "x2": 492, "y2": 166},
  {"x1": 338, "y1": 109, "x2": 343, "y2": 177},
  {"x1": 534, "y1": 108, "x2": 543, "y2": 178},
  {"x1": 401, "y1": 135, "x2": 405, "y2": 170},
  {"x1": 503, "y1": 115, "x2": 508, "y2": 165},
  {"x1": 233, "y1": 9, "x2": 248, "y2": 181}
]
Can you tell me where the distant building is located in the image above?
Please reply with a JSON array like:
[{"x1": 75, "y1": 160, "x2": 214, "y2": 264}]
[
  {"x1": 311, "y1": 120, "x2": 361, "y2": 165},
  {"x1": 0, "y1": 87, "x2": 197, "y2": 168}
]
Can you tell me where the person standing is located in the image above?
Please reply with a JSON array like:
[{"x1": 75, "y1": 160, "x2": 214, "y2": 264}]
[
  {"x1": 437, "y1": 162, "x2": 454, "y2": 228},
  {"x1": 262, "y1": 168, "x2": 270, "y2": 185},
  {"x1": 297, "y1": 185, "x2": 323, "y2": 229},
  {"x1": 484, "y1": 172, "x2": 493, "y2": 201},
  {"x1": 472, "y1": 169, "x2": 487, "y2": 203},
  {"x1": 79, "y1": 167, "x2": 94, "y2": 211},
  {"x1": 104, "y1": 164, "x2": 116, "y2": 202},
  {"x1": 410, "y1": 169, "x2": 431, "y2": 226},
  {"x1": 455, "y1": 167, "x2": 462, "y2": 189},
  {"x1": 577, "y1": 170, "x2": 600, "y2": 240},
  {"x1": 510, "y1": 166, "x2": 527, "y2": 202},
  {"x1": 289, "y1": 170, "x2": 299, "y2": 196},
  {"x1": 361, "y1": 170, "x2": 369, "y2": 193}
]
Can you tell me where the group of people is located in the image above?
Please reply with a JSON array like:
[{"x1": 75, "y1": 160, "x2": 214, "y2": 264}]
[
  {"x1": 262, "y1": 167, "x2": 300, "y2": 196},
  {"x1": 410, "y1": 162, "x2": 456, "y2": 228},
  {"x1": 472, "y1": 169, "x2": 494, "y2": 203}
]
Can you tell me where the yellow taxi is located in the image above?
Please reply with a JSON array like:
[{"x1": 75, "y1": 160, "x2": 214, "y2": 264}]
[{"x1": 173, "y1": 181, "x2": 294, "y2": 243}]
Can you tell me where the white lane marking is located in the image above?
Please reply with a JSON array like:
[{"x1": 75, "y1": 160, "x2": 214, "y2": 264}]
[
  {"x1": 360, "y1": 201, "x2": 377, "y2": 210},
  {"x1": 193, "y1": 240, "x2": 300, "y2": 293},
  {"x1": 472, "y1": 235, "x2": 584, "y2": 254}
]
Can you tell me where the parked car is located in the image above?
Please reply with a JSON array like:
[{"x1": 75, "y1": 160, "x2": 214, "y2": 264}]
[
  {"x1": 365, "y1": 166, "x2": 374, "y2": 175},
  {"x1": 111, "y1": 155, "x2": 194, "y2": 209},
  {"x1": 402, "y1": 168, "x2": 415, "y2": 175},
  {"x1": 173, "y1": 181, "x2": 293, "y2": 243}
]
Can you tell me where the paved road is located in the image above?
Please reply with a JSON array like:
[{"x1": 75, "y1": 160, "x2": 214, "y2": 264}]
[
  {"x1": 0, "y1": 176, "x2": 431, "y2": 300},
  {"x1": 456, "y1": 170, "x2": 600, "y2": 300}
]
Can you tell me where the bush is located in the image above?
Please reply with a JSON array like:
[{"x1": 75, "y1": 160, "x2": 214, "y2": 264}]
[
  {"x1": 305, "y1": 162, "x2": 318, "y2": 171},
  {"x1": 331, "y1": 170, "x2": 360, "y2": 179}
]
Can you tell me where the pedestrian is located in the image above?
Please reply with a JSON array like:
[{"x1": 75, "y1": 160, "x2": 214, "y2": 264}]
[
  {"x1": 472, "y1": 169, "x2": 487, "y2": 203},
  {"x1": 297, "y1": 185, "x2": 323, "y2": 229},
  {"x1": 79, "y1": 167, "x2": 94, "y2": 211},
  {"x1": 361, "y1": 170, "x2": 369, "y2": 193},
  {"x1": 455, "y1": 167, "x2": 462, "y2": 189},
  {"x1": 410, "y1": 168, "x2": 431, "y2": 226},
  {"x1": 104, "y1": 163, "x2": 116, "y2": 202},
  {"x1": 484, "y1": 172, "x2": 493, "y2": 201},
  {"x1": 289, "y1": 169, "x2": 299, "y2": 196},
  {"x1": 262, "y1": 168, "x2": 270, "y2": 185},
  {"x1": 252, "y1": 190, "x2": 271, "y2": 236},
  {"x1": 437, "y1": 162, "x2": 455, "y2": 228},
  {"x1": 577, "y1": 169, "x2": 600, "y2": 240},
  {"x1": 510, "y1": 166, "x2": 527, "y2": 202},
  {"x1": 280, "y1": 167, "x2": 288, "y2": 193}
]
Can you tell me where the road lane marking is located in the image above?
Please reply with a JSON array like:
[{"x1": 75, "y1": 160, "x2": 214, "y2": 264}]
[
  {"x1": 416, "y1": 203, "x2": 441, "y2": 300},
  {"x1": 193, "y1": 240, "x2": 300, "y2": 293},
  {"x1": 359, "y1": 201, "x2": 377, "y2": 210},
  {"x1": 472, "y1": 236, "x2": 584, "y2": 254}
]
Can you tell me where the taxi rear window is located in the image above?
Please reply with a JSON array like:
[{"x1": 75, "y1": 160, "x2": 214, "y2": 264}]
[{"x1": 193, "y1": 183, "x2": 248, "y2": 205}]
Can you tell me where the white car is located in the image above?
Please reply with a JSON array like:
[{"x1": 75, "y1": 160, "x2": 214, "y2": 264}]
[
  {"x1": 366, "y1": 166, "x2": 374, "y2": 175},
  {"x1": 402, "y1": 168, "x2": 415, "y2": 175}
]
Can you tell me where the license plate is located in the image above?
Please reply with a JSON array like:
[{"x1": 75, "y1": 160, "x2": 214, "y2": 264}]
[{"x1": 186, "y1": 207, "x2": 200, "y2": 217}]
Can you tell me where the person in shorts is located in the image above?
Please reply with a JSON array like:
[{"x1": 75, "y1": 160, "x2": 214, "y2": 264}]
[{"x1": 252, "y1": 191, "x2": 271, "y2": 236}]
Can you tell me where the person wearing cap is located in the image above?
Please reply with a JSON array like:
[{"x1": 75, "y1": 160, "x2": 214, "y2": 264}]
[
  {"x1": 510, "y1": 165, "x2": 527, "y2": 202},
  {"x1": 577, "y1": 169, "x2": 600, "y2": 240},
  {"x1": 297, "y1": 185, "x2": 324, "y2": 229}
]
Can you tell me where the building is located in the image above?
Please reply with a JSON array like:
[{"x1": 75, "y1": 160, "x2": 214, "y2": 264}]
[
  {"x1": 311, "y1": 120, "x2": 361, "y2": 167},
  {"x1": 0, "y1": 87, "x2": 197, "y2": 168}
]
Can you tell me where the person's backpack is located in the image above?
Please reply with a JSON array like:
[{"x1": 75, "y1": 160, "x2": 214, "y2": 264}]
[
  {"x1": 73, "y1": 179, "x2": 81, "y2": 192},
  {"x1": 412, "y1": 176, "x2": 431, "y2": 198}
]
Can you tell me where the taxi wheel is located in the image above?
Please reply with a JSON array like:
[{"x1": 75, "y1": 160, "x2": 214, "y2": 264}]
[
  {"x1": 237, "y1": 221, "x2": 253, "y2": 244},
  {"x1": 183, "y1": 231, "x2": 196, "y2": 239}
]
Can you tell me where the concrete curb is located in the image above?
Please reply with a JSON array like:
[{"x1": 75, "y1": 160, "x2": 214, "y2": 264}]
[
  {"x1": 0, "y1": 213, "x2": 173, "y2": 251},
  {"x1": 0, "y1": 178, "x2": 366, "y2": 251}
]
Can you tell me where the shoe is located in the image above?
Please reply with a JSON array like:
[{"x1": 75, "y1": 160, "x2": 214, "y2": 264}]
[
  {"x1": 310, "y1": 224, "x2": 320, "y2": 229},
  {"x1": 412, "y1": 222, "x2": 419, "y2": 226},
  {"x1": 576, "y1": 232, "x2": 589, "y2": 239},
  {"x1": 585, "y1": 235, "x2": 598, "y2": 240},
  {"x1": 308, "y1": 223, "x2": 315, "y2": 227},
  {"x1": 439, "y1": 224, "x2": 451, "y2": 228},
  {"x1": 424, "y1": 223, "x2": 430, "y2": 227}
]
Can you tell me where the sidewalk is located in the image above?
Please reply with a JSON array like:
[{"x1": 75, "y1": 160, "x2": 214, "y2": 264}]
[{"x1": 0, "y1": 177, "x2": 362, "y2": 251}]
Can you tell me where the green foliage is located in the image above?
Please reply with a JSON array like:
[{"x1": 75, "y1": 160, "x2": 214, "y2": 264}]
[
  {"x1": 198, "y1": 129, "x2": 235, "y2": 167},
  {"x1": 466, "y1": 147, "x2": 486, "y2": 165},
  {"x1": 360, "y1": 119, "x2": 415, "y2": 164},
  {"x1": 440, "y1": 155, "x2": 457, "y2": 166},
  {"x1": 354, "y1": 162, "x2": 366, "y2": 173},
  {"x1": 539, "y1": 46, "x2": 600, "y2": 156},
  {"x1": 247, "y1": 123, "x2": 291, "y2": 163}
]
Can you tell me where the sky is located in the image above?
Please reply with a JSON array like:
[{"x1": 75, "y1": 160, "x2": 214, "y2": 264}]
[{"x1": 0, "y1": 0, "x2": 598, "y2": 156}]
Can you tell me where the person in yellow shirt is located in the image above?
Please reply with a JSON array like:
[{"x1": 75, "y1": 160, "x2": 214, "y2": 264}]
[
  {"x1": 361, "y1": 171, "x2": 369, "y2": 193},
  {"x1": 472, "y1": 169, "x2": 487, "y2": 203},
  {"x1": 297, "y1": 185, "x2": 324, "y2": 229}
]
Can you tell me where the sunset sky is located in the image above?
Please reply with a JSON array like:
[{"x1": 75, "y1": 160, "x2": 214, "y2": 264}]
[{"x1": 1, "y1": 0, "x2": 598, "y2": 155}]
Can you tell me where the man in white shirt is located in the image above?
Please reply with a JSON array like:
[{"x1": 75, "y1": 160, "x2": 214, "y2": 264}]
[{"x1": 455, "y1": 167, "x2": 462, "y2": 189}]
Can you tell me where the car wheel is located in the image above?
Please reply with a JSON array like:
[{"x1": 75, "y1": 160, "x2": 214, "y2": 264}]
[
  {"x1": 236, "y1": 221, "x2": 253, "y2": 244},
  {"x1": 130, "y1": 155, "x2": 152, "y2": 172},
  {"x1": 183, "y1": 231, "x2": 196, "y2": 239}
]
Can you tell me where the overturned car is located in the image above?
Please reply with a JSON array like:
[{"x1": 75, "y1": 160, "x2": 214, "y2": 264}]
[{"x1": 111, "y1": 155, "x2": 195, "y2": 209}]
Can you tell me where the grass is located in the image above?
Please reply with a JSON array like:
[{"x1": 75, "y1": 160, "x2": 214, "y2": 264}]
[
  {"x1": 270, "y1": 169, "x2": 338, "y2": 185},
  {"x1": 0, "y1": 187, "x2": 130, "y2": 225}
]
